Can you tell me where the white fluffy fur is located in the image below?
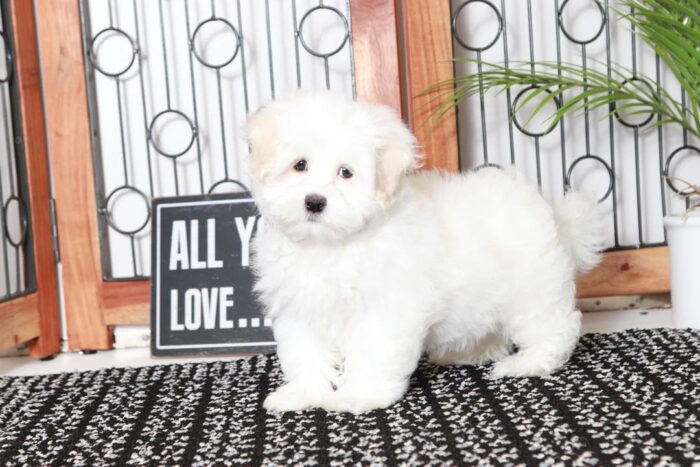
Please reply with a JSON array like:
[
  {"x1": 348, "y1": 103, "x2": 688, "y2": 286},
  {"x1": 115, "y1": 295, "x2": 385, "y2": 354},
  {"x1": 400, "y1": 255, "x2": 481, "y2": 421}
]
[{"x1": 244, "y1": 91, "x2": 603, "y2": 414}]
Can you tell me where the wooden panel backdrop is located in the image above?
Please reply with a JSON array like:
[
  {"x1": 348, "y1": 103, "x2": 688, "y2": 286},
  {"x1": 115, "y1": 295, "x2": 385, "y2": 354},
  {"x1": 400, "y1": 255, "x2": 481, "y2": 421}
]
[{"x1": 33, "y1": 0, "x2": 669, "y2": 350}]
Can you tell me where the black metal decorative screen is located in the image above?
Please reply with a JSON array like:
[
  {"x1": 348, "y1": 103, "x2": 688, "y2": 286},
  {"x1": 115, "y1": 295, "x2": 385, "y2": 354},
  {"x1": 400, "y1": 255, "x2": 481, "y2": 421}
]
[
  {"x1": 451, "y1": 0, "x2": 698, "y2": 251},
  {"x1": 0, "y1": 1, "x2": 35, "y2": 303},
  {"x1": 80, "y1": 0, "x2": 355, "y2": 279}
]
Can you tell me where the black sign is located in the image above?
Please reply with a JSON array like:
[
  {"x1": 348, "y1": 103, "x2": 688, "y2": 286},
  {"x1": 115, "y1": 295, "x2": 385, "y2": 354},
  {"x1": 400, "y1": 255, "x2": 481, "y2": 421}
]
[{"x1": 150, "y1": 192, "x2": 275, "y2": 356}]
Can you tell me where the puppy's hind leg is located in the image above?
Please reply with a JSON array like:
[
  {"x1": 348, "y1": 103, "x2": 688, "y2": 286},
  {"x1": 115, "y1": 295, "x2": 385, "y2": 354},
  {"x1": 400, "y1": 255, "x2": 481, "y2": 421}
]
[{"x1": 490, "y1": 298, "x2": 581, "y2": 379}]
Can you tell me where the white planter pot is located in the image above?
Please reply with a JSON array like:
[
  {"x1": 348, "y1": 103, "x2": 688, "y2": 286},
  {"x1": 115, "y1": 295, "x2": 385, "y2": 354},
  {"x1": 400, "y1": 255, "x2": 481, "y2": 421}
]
[{"x1": 664, "y1": 213, "x2": 700, "y2": 329}]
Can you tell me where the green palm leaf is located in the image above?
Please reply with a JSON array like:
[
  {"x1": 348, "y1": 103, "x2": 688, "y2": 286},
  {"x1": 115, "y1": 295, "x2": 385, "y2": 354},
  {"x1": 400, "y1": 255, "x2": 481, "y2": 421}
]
[{"x1": 424, "y1": 0, "x2": 700, "y2": 139}]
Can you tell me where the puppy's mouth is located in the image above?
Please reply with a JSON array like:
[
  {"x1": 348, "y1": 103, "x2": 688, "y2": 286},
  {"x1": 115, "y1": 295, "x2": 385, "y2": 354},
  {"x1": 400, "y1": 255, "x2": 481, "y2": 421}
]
[{"x1": 305, "y1": 213, "x2": 322, "y2": 223}]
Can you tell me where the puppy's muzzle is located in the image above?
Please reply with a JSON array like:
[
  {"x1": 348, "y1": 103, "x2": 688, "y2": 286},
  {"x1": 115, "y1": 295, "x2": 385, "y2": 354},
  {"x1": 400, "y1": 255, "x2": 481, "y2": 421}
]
[{"x1": 305, "y1": 194, "x2": 327, "y2": 214}]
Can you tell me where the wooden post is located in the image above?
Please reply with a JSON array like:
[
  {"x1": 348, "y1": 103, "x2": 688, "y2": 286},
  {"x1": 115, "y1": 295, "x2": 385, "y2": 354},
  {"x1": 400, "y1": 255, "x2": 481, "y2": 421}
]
[
  {"x1": 350, "y1": 0, "x2": 402, "y2": 114},
  {"x1": 10, "y1": 0, "x2": 62, "y2": 357},
  {"x1": 34, "y1": 0, "x2": 112, "y2": 350},
  {"x1": 402, "y1": 0, "x2": 459, "y2": 171}
]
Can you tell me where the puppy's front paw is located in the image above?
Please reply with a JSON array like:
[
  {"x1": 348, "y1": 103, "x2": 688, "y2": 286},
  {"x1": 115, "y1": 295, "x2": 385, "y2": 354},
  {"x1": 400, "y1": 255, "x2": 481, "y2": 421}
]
[
  {"x1": 263, "y1": 383, "x2": 327, "y2": 412},
  {"x1": 488, "y1": 352, "x2": 556, "y2": 379},
  {"x1": 321, "y1": 389, "x2": 400, "y2": 414}
]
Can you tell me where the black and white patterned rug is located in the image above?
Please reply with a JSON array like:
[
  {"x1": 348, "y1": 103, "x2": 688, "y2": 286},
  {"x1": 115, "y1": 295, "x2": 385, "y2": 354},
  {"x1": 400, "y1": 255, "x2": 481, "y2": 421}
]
[{"x1": 0, "y1": 328, "x2": 698, "y2": 465}]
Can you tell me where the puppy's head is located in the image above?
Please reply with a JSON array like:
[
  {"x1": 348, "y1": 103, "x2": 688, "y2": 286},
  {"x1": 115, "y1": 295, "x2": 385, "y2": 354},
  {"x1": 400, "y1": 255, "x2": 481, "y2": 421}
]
[{"x1": 243, "y1": 91, "x2": 421, "y2": 243}]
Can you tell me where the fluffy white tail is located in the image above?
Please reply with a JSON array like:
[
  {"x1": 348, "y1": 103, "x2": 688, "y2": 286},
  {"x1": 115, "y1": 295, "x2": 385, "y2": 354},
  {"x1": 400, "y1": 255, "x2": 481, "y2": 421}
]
[{"x1": 556, "y1": 191, "x2": 604, "y2": 274}]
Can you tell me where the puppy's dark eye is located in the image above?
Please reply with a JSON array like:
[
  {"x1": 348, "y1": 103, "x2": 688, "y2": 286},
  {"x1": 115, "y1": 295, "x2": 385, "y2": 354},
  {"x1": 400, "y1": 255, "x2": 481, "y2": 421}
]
[
  {"x1": 293, "y1": 159, "x2": 308, "y2": 172},
  {"x1": 338, "y1": 167, "x2": 353, "y2": 179}
]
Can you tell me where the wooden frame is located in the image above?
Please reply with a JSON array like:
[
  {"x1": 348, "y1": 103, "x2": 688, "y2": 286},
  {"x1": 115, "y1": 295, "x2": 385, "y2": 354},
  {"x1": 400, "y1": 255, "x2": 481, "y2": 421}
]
[
  {"x1": 0, "y1": 0, "x2": 61, "y2": 357},
  {"x1": 400, "y1": 0, "x2": 671, "y2": 298}
]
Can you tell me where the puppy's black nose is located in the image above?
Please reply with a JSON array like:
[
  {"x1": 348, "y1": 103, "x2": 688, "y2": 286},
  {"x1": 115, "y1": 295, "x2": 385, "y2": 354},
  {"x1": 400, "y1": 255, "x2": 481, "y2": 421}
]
[{"x1": 305, "y1": 194, "x2": 327, "y2": 214}]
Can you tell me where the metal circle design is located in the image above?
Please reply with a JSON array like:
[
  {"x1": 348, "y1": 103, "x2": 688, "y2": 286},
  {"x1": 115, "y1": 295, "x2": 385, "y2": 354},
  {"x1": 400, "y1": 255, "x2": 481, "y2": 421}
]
[
  {"x1": 148, "y1": 110, "x2": 197, "y2": 158},
  {"x1": 298, "y1": 6, "x2": 350, "y2": 58},
  {"x1": 612, "y1": 77, "x2": 655, "y2": 128},
  {"x1": 3, "y1": 196, "x2": 28, "y2": 248},
  {"x1": 474, "y1": 162, "x2": 503, "y2": 171},
  {"x1": 452, "y1": 0, "x2": 503, "y2": 52},
  {"x1": 89, "y1": 27, "x2": 138, "y2": 77},
  {"x1": 566, "y1": 155, "x2": 614, "y2": 202},
  {"x1": 191, "y1": 18, "x2": 241, "y2": 69},
  {"x1": 208, "y1": 179, "x2": 250, "y2": 195},
  {"x1": 0, "y1": 32, "x2": 13, "y2": 83},
  {"x1": 558, "y1": 0, "x2": 606, "y2": 45},
  {"x1": 664, "y1": 145, "x2": 700, "y2": 194},
  {"x1": 103, "y1": 185, "x2": 151, "y2": 236},
  {"x1": 512, "y1": 86, "x2": 561, "y2": 137}
]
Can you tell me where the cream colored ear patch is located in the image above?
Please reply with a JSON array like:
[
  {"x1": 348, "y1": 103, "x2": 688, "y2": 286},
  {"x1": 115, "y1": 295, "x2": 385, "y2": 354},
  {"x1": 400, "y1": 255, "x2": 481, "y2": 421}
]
[
  {"x1": 243, "y1": 113, "x2": 278, "y2": 181},
  {"x1": 374, "y1": 131, "x2": 422, "y2": 206}
]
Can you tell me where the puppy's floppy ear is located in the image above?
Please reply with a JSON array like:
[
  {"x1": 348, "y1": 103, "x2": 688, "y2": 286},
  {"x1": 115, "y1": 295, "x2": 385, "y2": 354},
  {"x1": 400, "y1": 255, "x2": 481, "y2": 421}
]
[
  {"x1": 371, "y1": 106, "x2": 423, "y2": 206},
  {"x1": 242, "y1": 109, "x2": 277, "y2": 181}
]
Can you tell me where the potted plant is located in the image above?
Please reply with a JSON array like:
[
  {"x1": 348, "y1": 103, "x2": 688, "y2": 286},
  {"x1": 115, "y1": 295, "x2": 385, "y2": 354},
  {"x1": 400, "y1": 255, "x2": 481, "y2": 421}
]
[
  {"x1": 664, "y1": 179, "x2": 699, "y2": 328},
  {"x1": 425, "y1": 0, "x2": 700, "y2": 328}
]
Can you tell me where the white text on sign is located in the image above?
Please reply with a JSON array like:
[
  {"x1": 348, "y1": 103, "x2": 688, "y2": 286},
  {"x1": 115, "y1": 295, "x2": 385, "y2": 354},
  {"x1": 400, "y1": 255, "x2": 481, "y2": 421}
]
[
  {"x1": 168, "y1": 217, "x2": 256, "y2": 270},
  {"x1": 170, "y1": 287, "x2": 234, "y2": 331}
]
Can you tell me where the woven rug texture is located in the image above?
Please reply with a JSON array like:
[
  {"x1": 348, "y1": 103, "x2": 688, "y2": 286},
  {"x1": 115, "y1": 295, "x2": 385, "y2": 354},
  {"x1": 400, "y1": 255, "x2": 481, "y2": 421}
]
[{"x1": 0, "y1": 328, "x2": 698, "y2": 465}]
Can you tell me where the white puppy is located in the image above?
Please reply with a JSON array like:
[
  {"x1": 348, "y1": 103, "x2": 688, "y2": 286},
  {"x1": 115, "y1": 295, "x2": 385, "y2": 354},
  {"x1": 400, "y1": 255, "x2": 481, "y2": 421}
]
[{"x1": 244, "y1": 91, "x2": 602, "y2": 414}]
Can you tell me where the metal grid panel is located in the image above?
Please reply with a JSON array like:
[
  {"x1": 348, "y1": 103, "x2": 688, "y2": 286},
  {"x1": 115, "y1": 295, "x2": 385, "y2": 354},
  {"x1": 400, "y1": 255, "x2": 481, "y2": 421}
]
[
  {"x1": 81, "y1": 0, "x2": 356, "y2": 279},
  {"x1": 0, "y1": 2, "x2": 35, "y2": 302},
  {"x1": 451, "y1": 0, "x2": 699, "y2": 251}
]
